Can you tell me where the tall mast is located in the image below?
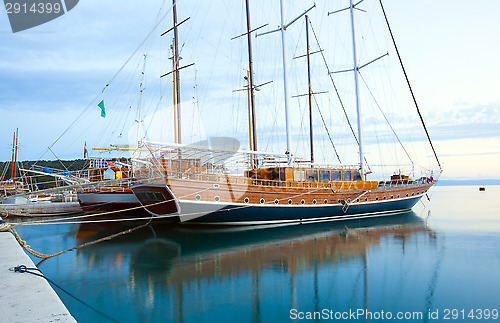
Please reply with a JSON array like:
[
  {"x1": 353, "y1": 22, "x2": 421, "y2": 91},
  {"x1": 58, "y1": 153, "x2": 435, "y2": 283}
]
[
  {"x1": 280, "y1": 0, "x2": 292, "y2": 161},
  {"x1": 305, "y1": 15, "x2": 314, "y2": 164},
  {"x1": 246, "y1": 70, "x2": 254, "y2": 151},
  {"x1": 349, "y1": 0, "x2": 365, "y2": 177},
  {"x1": 171, "y1": 38, "x2": 179, "y2": 144},
  {"x1": 245, "y1": 0, "x2": 257, "y2": 152},
  {"x1": 172, "y1": 0, "x2": 182, "y2": 144},
  {"x1": 14, "y1": 128, "x2": 18, "y2": 181},
  {"x1": 10, "y1": 129, "x2": 16, "y2": 180}
]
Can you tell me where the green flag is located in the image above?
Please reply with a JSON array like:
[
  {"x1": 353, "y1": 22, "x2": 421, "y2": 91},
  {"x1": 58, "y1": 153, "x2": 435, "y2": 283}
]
[{"x1": 98, "y1": 100, "x2": 106, "y2": 118}]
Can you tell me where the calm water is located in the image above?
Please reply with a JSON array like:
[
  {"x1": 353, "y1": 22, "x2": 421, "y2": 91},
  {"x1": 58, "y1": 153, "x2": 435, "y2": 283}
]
[{"x1": 12, "y1": 186, "x2": 500, "y2": 322}]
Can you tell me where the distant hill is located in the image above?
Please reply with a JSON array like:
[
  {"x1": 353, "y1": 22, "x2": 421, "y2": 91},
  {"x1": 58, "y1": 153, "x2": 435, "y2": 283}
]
[{"x1": 436, "y1": 179, "x2": 500, "y2": 186}]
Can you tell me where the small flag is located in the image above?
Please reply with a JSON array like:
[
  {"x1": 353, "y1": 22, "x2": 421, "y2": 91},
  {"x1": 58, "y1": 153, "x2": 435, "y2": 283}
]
[
  {"x1": 98, "y1": 100, "x2": 106, "y2": 118},
  {"x1": 84, "y1": 141, "x2": 88, "y2": 158}
]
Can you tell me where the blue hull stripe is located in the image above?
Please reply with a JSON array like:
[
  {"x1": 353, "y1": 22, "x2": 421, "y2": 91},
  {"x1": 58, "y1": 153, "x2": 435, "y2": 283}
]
[{"x1": 185, "y1": 195, "x2": 423, "y2": 224}]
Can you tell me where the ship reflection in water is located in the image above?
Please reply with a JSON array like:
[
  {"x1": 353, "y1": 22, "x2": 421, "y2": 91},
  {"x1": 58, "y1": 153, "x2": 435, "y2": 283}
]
[{"x1": 70, "y1": 212, "x2": 438, "y2": 322}]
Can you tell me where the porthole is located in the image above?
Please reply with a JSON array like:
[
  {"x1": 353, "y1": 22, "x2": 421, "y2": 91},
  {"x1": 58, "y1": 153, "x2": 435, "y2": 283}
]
[
  {"x1": 376, "y1": 197, "x2": 379, "y2": 201},
  {"x1": 288, "y1": 199, "x2": 293, "y2": 205},
  {"x1": 391, "y1": 195, "x2": 394, "y2": 199},
  {"x1": 324, "y1": 199, "x2": 328, "y2": 204},
  {"x1": 337, "y1": 199, "x2": 341, "y2": 203},
  {"x1": 364, "y1": 198, "x2": 368, "y2": 201},
  {"x1": 213, "y1": 184, "x2": 220, "y2": 188},
  {"x1": 383, "y1": 196, "x2": 386, "y2": 200},
  {"x1": 244, "y1": 197, "x2": 249, "y2": 203},
  {"x1": 195, "y1": 194, "x2": 201, "y2": 201},
  {"x1": 412, "y1": 192, "x2": 415, "y2": 196},
  {"x1": 312, "y1": 199, "x2": 317, "y2": 205},
  {"x1": 406, "y1": 193, "x2": 409, "y2": 197},
  {"x1": 300, "y1": 199, "x2": 305, "y2": 205},
  {"x1": 214, "y1": 196, "x2": 220, "y2": 202},
  {"x1": 397, "y1": 194, "x2": 400, "y2": 198},
  {"x1": 260, "y1": 198, "x2": 265, "y2": 204},
  {"x1": 274, "y1": 199, "x2": 279, "y2": 204},
  {"x1": 356, "y1": 198, "x2": 359, "y2": 202}
]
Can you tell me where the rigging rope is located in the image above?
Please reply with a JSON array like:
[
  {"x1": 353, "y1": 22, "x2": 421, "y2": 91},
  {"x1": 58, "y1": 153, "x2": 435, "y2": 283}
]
[
  {"x1": 43, "y1": 3, "x2": 174, "y2": 158},
  {"x1": 358, "y1": 72, "x2": 414, "y2": 165},
  {"x1": 309, "y1": 21, "x2": 371, "y2": 172},
  {"x1": 309, "y1": 22, "x2": 358, "y2": 146},
  {"x1": 312, "y1": 95, "x2": 342, "y2": 163},
  {"x1": 378, "y1": 0, "x2": 441, "y2": 170}
]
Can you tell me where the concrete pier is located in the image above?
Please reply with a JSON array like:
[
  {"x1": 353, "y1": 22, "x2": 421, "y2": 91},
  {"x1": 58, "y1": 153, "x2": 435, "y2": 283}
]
[
  {"x1": 0, "y1": 225, "x2": 76, "y2": 322},
  {"x1": 0, "y1": 201, "x2": 82, "y2": 217}
]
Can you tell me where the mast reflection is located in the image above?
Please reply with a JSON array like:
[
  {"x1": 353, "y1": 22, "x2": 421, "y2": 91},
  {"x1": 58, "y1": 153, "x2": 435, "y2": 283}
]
[{"x1": 74, "y1": 212, "x2": 437, "y2": 322}]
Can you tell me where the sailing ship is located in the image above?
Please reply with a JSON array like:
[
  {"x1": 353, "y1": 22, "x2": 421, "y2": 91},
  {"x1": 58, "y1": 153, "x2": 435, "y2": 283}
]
[
  {"x1": 125, "y1": 0, "x2": 441, "y2": 225},
  {"x1": 76, "y1": 156, "x2": 145, "y2": 215},
  {"x1": 0, "y1": 129, "x2": 30, "y2": 202}
]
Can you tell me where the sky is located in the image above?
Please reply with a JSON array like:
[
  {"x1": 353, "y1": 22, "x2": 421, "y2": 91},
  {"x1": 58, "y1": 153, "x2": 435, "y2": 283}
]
[{"x1": 0, "y1": 0, "x2": 499, "y2": 180}]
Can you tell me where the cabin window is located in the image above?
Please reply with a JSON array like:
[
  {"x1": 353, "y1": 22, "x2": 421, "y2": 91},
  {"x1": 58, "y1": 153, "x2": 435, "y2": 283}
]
[
  {"x1": 331, "y1": 171, "x2": 342, "y2": 181},
  {"x1": 136, "y1": 191, "x2": 166, "y2": 203},
  {"x1": 293, "y1": 170, "x2": 305, "y2": 181},
  {"x1": 343, "y1": 171, "x2": 352, "y2": 181},
  {"x1": 320, "y1": 170, "x2": 330, "y2": 181},
  {"x1": 353, "y1": 171, "x2": 362, "y2": 181},
  {"x1": 306, "y1": 170, "x2": 318, "y2": 182}
]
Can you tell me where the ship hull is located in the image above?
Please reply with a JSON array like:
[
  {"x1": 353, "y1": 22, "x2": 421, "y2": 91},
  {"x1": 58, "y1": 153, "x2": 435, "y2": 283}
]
[
  {"x1": 78, "y1": 191, "x2": 149, "y2": 216},
  {"x1": 176, "y1": 194, "x2": 421, "y2": 225},
  {"x1": 131, "y1": 179, "x2": 433, "y2": 225}
]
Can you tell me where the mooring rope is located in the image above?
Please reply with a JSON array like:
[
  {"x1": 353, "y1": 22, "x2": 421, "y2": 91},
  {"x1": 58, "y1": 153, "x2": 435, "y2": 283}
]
[
  {"x1": 10, "y1": 265, "x2": 119, "y2": 322},
  {"x1": 1, "y1": 217, "x2": 152, "y2": 259},
  {"x1": 0, "y1": 181, "x2": 374, "y2": 260}
]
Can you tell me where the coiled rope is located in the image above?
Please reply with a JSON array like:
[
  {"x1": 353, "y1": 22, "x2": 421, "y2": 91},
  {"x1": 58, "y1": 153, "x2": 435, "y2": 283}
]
[{"x1": 10, "y1": 265, "x2": 119, "y2": 323}]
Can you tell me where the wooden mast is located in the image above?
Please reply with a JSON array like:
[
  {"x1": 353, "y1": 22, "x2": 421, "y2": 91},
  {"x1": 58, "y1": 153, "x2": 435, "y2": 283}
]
[
  {"x1": 246, "y1": 70, "x2": 254, "y2": 151},
  {"x1": 10, "y1": 129, "x2": 16, "y2": 180},
  {"x1": 14, "y1": 128, "x2": 18, "y2": 181},
  {"x1": 279, "y1": 0, "x2": 292, "y2": 161},
  {"x1": 305, "y1": 15, "x2": 314, "y2": 164},
  {"x1": 172, "y1": 38, "x2": 179, "y2": 144},
  {"x1": 349, "y1": 0, "x2": 365, "y2": 178},
  {"x1": 172, "y1": 0, "x2": 181, "y2": 144},
  {"x1": 245, "y1": 0, "x2": 257, "y2": 152}
]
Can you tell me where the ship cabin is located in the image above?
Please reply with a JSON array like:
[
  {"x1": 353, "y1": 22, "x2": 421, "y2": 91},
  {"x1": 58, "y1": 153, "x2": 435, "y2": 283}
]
[
  {"x1": 245, "y1": 167, "x2": 378, "y2": 191},
  {"x1": 86, "y1": 157, "x2": 133, "y2": 182}
]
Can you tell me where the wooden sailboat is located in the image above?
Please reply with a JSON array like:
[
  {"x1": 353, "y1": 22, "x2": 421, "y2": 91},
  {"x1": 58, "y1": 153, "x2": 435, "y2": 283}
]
[
  {"x1": 128, "y1": 0, "x2": 440, "y2": 225},
  {"x1": 0, "y1": 129, "x2": 30, "y2": 201}
]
